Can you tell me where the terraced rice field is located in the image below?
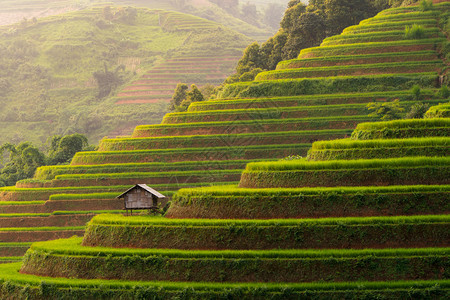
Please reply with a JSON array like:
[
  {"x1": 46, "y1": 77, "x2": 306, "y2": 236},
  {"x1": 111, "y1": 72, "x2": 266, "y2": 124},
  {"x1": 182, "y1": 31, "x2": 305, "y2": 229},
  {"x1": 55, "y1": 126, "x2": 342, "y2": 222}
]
[{"x1": 0, "y1": 2, "x2": 449, "y2": 297}]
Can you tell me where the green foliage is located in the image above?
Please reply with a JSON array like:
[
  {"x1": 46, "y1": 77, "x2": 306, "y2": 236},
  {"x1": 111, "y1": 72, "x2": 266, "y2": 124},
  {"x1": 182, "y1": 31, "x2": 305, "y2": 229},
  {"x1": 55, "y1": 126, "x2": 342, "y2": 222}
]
[
  {"x1": 0, "y1": 7, "x2": 253, "y2": 145},
  {"x1": 170, "y1": 184, "x2": 449, "y2": 219},
  {"x1": 46, "y1": 133, "x2": 93, "y2": 165},
  {"x1": 343, "y1": 19, "x2": 436, "y2": 34},
  {"x1": 354, "y1": 118, "x2": 450, "y2": 131},
  {"x1": 405, "y1": 24, "x2": 426, "y2": 39},
  {"x1": 71, "y1": 143, "x2": 312, "y2": 165},
  {"x1": 0, "y1": 263, "x2": 449, "y2": 299},
  {"x1": 0, "y1": 142, "x2": 46, "y2": 187},
  {"x1": 170, "y1": 84, "x2": 205, "y2": 112},
  {"x1": 245, "y1": 156, "x2": 449, "y2": 171},
  {"x1": 35, "y1": 160, "x2": 256, "y2": 180},
  {"x1": 367, "y1": 99, "x2": 404, "y2": 120},
  {"x1": 412, "y1": 84, "x2": 422, "y2": 100},
  {"x1": 190, "y1": 90, "x2": 435, "y2": 111},
  {"x1": 307, "y1": 137, "x2": 449, "y2": 160},
  {"x1": 163, "y1": 102, "x2": 374, "y2": 124},
  {"x1": 299, "y1": 38, "x2": 444, "y2": 58},
  {"x1": 278, "y1": 51, "x2": 439, "y2": 70},
  {"x1": 21, "y1": 237, "x2": 449, "y2": 282},
  {"x1": 256, "y1": 60, "x2": 442, "y2": 81},
  {"x1": 310, "y1": 137, "x2": 448, "y2": 151},
  {"x1": 0, "y1": 133, "x2": 94, "y2": 186},
  {"x1": 133, "y1": 116, "x2": 378, "y2": 139},
  {"x1": 84, "y1": 213, "x2": 450, "y2": 250},
  {"x1": 224, "y1": 0, "x2": 392, "y2": 83},
  {"x1": 419, "y1": 0, "x2": 433, "y2": 11},
  {"x1": 405, "y1": 102, "x2": 430, "y2": 119},
  {"x1": 219, "y1": 73, "x2": 439, "y2": 99},
  {"x1": 169, "y1": 83, "x2": 188, "y2": 111},
  {"x1": 425, "y1": 103, "x2": 450, "y2": 119},
  {"x1": 438, "y1": 85, "x2": 450, "y2": 98}
]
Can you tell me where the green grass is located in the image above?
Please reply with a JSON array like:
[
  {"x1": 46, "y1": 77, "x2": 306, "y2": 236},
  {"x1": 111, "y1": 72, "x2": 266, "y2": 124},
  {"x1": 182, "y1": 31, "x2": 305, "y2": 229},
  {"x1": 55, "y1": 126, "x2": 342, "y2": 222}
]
[
  {"x1": 0, "y1": 201, "x2": 45, "y2": 206},
  {"x1": 307, "y1": 137, "x2": 449, "y2": 160},
  {"x1": 99, "y1": 130, "x2": 351, "y2": 151},
  {"x1": 191, "y1": 90, "x2": 437, "y2": 111},
  {"x1": 321, "y1": 28, "x2": 442, "y2": 45},
  {"x1": 310, "y1": 137, "x2": 449, "y2": 150},
  {"x1": 88, "y1": 213, "x2": 449, "y2": 227},
  {"x1": 71, "y1": 143, "x2": 312, "y2": 165},
  {"x1": 28, "y1": 237, "x2": 450, "y2": 259},
  {"x1": 244, "y1": 156, "x2": 449, "y2": 171},
  {"x1": 54, "y1": 169, "x2": 243, "y2": 180},
  {"x1": 0, "y1": 263, "x2": 448, "y2": 296},
  {"x1": 36, "y1": 160, "x2": 260, "y2": 180},
  {"x1": 359, "y1": 11, "x2": 439, "y2": 24},
  {"x1": 0, "y1": 6, "x2": 253, "y2": 145},
  {"x1": 354, "y1": 118, "x2": 450, "y2": 130},
  {"x1": 277, "y1": 51, "x2": 438, "y2": 70},
  {"x1": 218, "y1": 73, "x2": 439, "y2": 99},
  {"x1": 163, "y1": 103, "x2": 376, "y2": 124},
  {"x1": 83, "y1": 213, "x2": 450, "y2": 250},
  {"x1": 0, "y1": 211, "x2": 123, "y2": 218},
  {"x1": 342, "y1": 19, "x2": 437, "y2": 34},
  {"x1": 0, "y1": 257, "x2": 22, "y2": 261},
  {"x1": 298, "y1": 38, "x2": 444, "y2": 58},
  {"x1": 49, "y1": 193, "x2": 124, "y2": 200},
  {"x1": 175, "y1": 184, "x2": 450, "y2": 197},
  {"x1": 0, "y1": 183, "x2": 219, "y2": 201},
  {"x1": 425, "y1": 103, "x2": 450, "y2": 118},
  {"x1": 169, "y1": 184, "x2": 449, "y2": 219},
  {"x1": 0, "y1": 226, "x2": 85, "y2": 232},
  {"x1": 256, "y1": 61, "x2": 442, "y2": 81}
]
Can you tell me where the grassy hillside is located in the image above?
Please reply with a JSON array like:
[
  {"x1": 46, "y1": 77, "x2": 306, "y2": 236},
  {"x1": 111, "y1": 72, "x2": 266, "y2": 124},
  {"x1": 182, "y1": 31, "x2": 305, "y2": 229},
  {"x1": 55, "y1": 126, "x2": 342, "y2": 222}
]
[
  {"x1": 0, "y1": 2, "x2": 448, "y2": 297},
  {"x1": 0, "y1": 6, "x2": 252, "y2": 145},
  {"x1": 0, "y1": 0, "x2": 273, "y2": 41}
]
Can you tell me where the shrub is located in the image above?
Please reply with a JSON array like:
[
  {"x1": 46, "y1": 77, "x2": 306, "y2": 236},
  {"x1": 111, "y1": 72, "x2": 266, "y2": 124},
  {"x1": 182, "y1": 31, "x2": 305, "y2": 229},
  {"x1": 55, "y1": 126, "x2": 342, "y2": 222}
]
[
  {"x1": 438, "y1": 85, "x2": 450, "y2": 98},
  {"x1": 420, "y1": 0, "x2": 433, "y2": 11},
  {"x1": 367, "y1": 99, "x2": 404, "y2": 120},
  {"x1": 405, "y1": 24, "x2": 426, "y2": 39},
  {"x1": 412, "y1": 84, "x2": 422, "y2": 100},
  {"x1": 405, "y1": 103, "x2": 430, "y2": 119}
]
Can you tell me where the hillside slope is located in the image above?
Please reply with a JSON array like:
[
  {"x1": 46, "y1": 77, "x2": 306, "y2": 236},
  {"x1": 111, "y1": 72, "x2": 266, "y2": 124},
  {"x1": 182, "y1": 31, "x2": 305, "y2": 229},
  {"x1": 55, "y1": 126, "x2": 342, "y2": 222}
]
[
  {"x1": 0, "y1": 1, "x2": 448, "y2": 265},
  {"x1": 0, "y1": 0, "x2": 273, "y2": 41},
  {"x1": 0, "y1": 3, "x2": 449, "y2": 295},
  {"x1": 0, "y1": 6, "x2": 252, "y2": 144}
]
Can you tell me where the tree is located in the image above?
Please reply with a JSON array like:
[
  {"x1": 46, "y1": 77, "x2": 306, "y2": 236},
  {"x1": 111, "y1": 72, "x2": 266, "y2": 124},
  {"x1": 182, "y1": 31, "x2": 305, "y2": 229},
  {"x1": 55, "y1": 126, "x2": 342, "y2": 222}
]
[
  {"x1": 280, "y1": 1, "x2": 307, "y2": 31},
  {"x1": 169, "y1": 83, "x2": 189, "y2": 111},
  {"x1": 405, "y1": 103, "x2": 430, "y2": 119},
  {"x1": 0, "y1": 142, "x2": 46, "y2": 186},
  {"x1": 199, "y1": 84, "x2": 216, "y2": 100},
  {"x1": 236, "y1": 42, "x2": 266, "y2": 75},
  {"x1": 283, "y1": 12, "x2": 326, "y2": 59},
  {"x1": 324, "y1": 0, "x2": 377, "y2": 35},
  {"x1": 47, "y1": 133, "x2": 89, "y2": 165},
  {"x1": 367, "y1": 99, "x2": 404, "y2": 120},
  {"x1": 180, "y1": 84, "x2": 205, "y2": 111}
]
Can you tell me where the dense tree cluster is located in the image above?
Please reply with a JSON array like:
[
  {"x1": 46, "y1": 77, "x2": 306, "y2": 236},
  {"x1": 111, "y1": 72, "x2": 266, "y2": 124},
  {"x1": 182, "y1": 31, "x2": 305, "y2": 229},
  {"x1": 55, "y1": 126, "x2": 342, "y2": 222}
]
[
  {"x1": 224, "y1": 0, "x2": 416, "y2": 84},
  {"x1": 169, "y1": 83, "x2": 207, "y2": 112},
  {"x1": 0, "y1": 133, "x2": 95, "y2": 187}
]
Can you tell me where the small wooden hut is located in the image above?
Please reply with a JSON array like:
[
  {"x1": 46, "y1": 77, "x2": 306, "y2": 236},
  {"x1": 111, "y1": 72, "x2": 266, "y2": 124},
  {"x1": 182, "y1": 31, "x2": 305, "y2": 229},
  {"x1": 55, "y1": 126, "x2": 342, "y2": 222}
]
[{"x1": 117, "y1": 184, "x2": 166, "y2": 215}]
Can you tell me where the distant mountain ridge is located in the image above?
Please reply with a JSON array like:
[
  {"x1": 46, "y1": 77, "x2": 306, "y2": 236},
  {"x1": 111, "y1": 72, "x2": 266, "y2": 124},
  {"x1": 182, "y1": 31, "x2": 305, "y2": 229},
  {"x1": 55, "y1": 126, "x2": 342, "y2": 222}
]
[{"x1": 0, "y1": 5, "x2": 254, "y2": 145}]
